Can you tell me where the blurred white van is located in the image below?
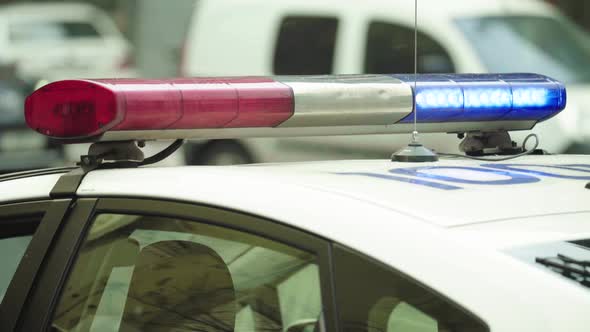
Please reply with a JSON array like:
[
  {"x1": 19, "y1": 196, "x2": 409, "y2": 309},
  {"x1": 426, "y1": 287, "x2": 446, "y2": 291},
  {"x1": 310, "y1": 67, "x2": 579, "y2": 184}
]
[
  {"x1": 181, "y1": 0, "x2": 590, "y2": 163},
  {"x1": 0, "y1": 2, "x2": 136, "y2": 84},
  {"x1": 177, "y1": 0, "x2": 590, "y2": 164}
]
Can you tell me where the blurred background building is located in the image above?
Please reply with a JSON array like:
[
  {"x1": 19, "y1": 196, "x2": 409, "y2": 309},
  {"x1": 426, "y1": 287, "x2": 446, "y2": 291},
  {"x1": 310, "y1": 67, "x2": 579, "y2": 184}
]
[
  {"x1": 0, "y1": 0, "x2": 585, "y2": 77},
  {"x1": 1, "y1": 0, "x2": 589, "y2": 78}
]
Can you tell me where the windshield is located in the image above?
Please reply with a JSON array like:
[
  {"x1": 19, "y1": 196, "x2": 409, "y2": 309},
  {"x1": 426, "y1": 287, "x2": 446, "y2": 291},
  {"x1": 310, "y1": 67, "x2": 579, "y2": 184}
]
[{"x1": 456, "y1": 15, "x2": 590, "y2": 83}]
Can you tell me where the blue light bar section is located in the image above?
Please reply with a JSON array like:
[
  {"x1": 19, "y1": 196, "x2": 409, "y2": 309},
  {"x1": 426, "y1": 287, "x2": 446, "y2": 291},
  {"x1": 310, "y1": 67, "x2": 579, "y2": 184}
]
[{"x1": 391, "y1": 73, "x2": 566, "y2": 123}]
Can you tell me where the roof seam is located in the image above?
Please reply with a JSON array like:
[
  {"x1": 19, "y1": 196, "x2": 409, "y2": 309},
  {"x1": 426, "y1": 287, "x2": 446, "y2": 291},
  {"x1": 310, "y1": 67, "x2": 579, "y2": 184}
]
[{"x1": 447, "y1": 210, "x2": 590, "y2": 228}]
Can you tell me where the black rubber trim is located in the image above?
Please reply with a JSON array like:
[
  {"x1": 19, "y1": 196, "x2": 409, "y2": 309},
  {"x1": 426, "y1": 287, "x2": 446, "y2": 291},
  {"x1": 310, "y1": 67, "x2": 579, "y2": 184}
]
[
  {"x1": 0, "y1": 200, "x2": 70, "y2": 332},
  {"x1": 17, "y1": 199, "x2": 97, "y2": 332},
  {"x1": 49, "y1": 168, "x2": 87, "y2": 199},
  {"x1": 326, "y1": 242, "x2": 341, "y2": 332}
]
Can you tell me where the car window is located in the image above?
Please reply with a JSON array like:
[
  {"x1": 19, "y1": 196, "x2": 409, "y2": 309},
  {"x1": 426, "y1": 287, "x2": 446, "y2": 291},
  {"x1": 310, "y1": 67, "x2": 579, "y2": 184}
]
[
  {"x1": 508, "y1": 239, "x2": 590, "y2": 290},
  {"x1": 274, "y1": 16, "x2": 338, "y2": 75},
  {"x1": 333, "y1": 245, "x2": 488, "y2": 332},
  {"x1": 0, "y1": 217, "x2": 39, "y2": 303},
  {"x1": 456, "y1": 15, "x2": 590, "y2": 83},
  {"x1": 364, "y1": 21, "x2": 455, "y2": 74},
  {"x1": 9, "y1": 21, "x2": 101, "y2": 43},
  {"x1": 51, "y1": 213, "x2": 323, "y2": 332}
]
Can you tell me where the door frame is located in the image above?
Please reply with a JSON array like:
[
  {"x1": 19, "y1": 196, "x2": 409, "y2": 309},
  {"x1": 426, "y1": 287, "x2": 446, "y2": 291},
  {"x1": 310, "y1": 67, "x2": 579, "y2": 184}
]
[{"x1": 0, "y1": 199, "x2": 72, "y2": 331}]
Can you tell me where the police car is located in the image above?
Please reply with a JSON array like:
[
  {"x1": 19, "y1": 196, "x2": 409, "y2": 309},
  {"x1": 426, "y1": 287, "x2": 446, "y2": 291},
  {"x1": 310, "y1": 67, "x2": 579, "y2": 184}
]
[{"x1": 0, "y1": 73, "x2": 588, "y2": 332}]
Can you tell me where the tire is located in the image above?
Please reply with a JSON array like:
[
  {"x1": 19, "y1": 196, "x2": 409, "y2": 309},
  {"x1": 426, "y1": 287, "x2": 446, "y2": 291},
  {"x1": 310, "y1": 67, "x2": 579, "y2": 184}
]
[
  {"x1": 186, "y1": 140, "x2": 254, "y2": 165},
  {"x1": 564, "y1": 142, "x2": 590, "y2": 155}
]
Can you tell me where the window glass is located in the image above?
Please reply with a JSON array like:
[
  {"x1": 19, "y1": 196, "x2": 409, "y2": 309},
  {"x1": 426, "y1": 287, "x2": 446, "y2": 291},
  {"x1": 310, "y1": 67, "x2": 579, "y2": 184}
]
[
  {"x1": 51, "y1": 214, "x2": 323, "y2": 332},
  {"x1": 274, "y1": 16, "x2": 338, "y2": 75},
  {"x1": 364, "y1": 21, "x2": 455, "y2": 74},
  {"x1": 508, "y1": 240, "x2": 590, "y2": 290},
  {"x1": 0, "y1": 217, "x2": 39, "y2": 303},
  {"x1": 333, "y1": 245, "x2": 487, "y2": 332},
  {"x1": 456, "y1": 16, "x2": 590, "y2": 83},
  {"x1": 0, "y1": 236, "x2": 34, "y2": 302},
  {"x1": 10, "y1": 21, "x2": 101, "y2": 43}
]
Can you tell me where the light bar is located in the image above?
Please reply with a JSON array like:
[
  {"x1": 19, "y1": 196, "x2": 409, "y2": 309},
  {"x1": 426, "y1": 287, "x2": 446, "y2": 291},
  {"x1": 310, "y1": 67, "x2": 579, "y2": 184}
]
[{"x1": 24, "y1": 74, "x2": 566, "y2": 142}]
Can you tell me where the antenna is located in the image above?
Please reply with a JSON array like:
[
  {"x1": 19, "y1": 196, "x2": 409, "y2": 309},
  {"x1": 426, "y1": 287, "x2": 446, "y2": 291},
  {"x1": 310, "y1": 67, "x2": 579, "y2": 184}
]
[{"x1": 391, "y1": 0, "x2": 438, "y2": 162}]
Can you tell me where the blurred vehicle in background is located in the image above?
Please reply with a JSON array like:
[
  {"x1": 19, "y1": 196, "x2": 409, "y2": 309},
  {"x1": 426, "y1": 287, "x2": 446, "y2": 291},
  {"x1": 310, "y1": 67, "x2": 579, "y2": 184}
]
[
  {"x1": 178, "y1": 0, "x2": 590, "y2": 164},
  {"x1": 0, "y1": 62, "x2": 61, "y2": 172},
  {"x1": 0, "y1": 2, "x2": 136, "y2": 86}
]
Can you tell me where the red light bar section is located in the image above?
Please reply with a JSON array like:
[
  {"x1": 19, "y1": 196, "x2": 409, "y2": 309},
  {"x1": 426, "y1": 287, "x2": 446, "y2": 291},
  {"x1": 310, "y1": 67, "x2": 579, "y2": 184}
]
[
  {"x1": 95, "y1": 79, "x2": 183, "y2": 131},
  {"x1": 227, "y1": 81, "x2": 296, "y2": 127},
  {"x1": 25, "y1": 77, "x2": 294, "y2": 140},
  {"x1": 170, "y1": 78, "x2": 239, "y2": 129}
]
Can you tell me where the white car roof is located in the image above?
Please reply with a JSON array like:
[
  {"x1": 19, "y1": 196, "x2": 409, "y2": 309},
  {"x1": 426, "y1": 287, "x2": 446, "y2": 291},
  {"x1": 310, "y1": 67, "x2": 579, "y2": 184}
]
[
  {"x1": 5, "y1": 155, "x2": 589, "y2": 232},
  {"x1": 74, "y1": 155, "x2": 588, "y2": 222}
]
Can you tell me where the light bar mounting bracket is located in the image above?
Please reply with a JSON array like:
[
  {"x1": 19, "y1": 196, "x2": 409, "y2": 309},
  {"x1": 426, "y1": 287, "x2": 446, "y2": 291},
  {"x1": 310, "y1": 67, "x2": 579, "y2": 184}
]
[
  {"x1": 459, "y1": 131, "x2": 521, "y2": 156},
  {"x1": 78, "y1": 141, "x2": 145, "y2": 171},
  {"x1": 51, "y1": 139, "x2": 184, "y2": 198}
]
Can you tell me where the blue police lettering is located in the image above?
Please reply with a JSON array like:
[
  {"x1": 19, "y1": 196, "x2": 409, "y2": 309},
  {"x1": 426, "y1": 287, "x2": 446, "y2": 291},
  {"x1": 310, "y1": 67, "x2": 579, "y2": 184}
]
[
  {"x1": 482, "y1": 164, "x2": 590, "y2": 180},
  {"x1": 336, "y1": 164, "x2": 590, "y2": 190},
  {"x1": 336, "y1": 172, "x2": 462, "y2": 190},
  {"x1": 390, "y1": 166, "x2": 540, "y2": 185}
]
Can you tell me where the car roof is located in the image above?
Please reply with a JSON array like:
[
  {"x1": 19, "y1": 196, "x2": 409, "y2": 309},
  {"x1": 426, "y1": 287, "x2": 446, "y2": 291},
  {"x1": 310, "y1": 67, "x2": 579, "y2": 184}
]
[{"x1": 4, "y1": 155, "x2": 589, "y2": 230}]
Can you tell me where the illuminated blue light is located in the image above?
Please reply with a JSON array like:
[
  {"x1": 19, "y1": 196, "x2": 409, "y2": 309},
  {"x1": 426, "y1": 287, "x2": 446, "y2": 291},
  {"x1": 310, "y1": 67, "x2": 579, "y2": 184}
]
[
  {"x1": 415, "y1": 88, "x2": 463, "y2": 109},
  {"x1": 392, "y1": 73, "x2": 566, "y2": 123},
  {"x1": 464, "y1": 88, "x2": 511, "y2": 108},
  {"x1": 512, "y1": 88, "x2": 549, "y2": 107}
]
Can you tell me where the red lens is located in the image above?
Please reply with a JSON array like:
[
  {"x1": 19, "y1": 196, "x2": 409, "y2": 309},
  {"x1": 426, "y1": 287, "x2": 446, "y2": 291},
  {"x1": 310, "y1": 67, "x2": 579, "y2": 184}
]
[
  {"x1": 25, "y1": 80, "x2": 120, "y2": 138},
  {"x1": 25, "y1": 77, "x2": 295, "y2": 140}
]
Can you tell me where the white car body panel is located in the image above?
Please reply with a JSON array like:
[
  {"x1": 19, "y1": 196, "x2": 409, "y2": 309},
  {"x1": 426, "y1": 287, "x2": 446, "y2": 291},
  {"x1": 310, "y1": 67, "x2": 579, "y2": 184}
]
[
  {"x1": 0, "y1": 173, "x2": 62, "y2": 202},
  {"x1": 72, "y1": 156, "x2": 590, "y2": 331}
]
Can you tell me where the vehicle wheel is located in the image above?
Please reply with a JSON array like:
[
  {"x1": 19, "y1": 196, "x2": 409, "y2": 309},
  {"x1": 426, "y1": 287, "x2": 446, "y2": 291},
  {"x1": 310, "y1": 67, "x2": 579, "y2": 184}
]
[
  {"x1": 186, "y1": 140, "x2": 254, "y2": 165},
  {"x1": 564, "y1": 142, "x2": 590, "y2": 154}
]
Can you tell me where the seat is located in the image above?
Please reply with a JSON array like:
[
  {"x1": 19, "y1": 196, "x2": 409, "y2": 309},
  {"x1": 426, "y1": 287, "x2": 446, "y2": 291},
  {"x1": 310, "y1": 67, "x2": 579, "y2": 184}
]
[{"x1": 120, "y1": 240, "x2": 236, "y2": 331}]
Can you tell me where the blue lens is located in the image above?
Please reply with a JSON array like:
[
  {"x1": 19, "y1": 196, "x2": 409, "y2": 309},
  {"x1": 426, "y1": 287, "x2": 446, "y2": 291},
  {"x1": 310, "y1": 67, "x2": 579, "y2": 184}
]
[{"x1": 392, "y1": 73, "x2": 566, "y2": 123}]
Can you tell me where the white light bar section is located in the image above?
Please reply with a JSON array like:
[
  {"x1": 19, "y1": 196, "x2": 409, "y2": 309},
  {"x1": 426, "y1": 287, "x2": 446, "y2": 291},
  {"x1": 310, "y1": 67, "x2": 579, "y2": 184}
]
[{"x1": 277, "y1": 75, "x2": 413, "y2": 127}]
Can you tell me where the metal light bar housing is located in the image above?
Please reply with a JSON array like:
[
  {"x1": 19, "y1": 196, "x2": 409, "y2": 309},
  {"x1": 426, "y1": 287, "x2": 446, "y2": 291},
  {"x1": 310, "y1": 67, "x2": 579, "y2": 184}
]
[{"x1": 24, "y1": 73, "x2": 566, "y2": 143}]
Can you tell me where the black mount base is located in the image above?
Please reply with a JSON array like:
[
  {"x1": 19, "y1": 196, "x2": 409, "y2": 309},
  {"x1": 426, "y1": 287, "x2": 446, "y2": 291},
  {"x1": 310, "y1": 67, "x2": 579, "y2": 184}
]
[
  {"x1": 459, "y1": 131, "x2": 519, "y2": 156},
  {"x1": 391, "y1": 142, "x2": 439, "y2": 162},
  {"x1": 77, "y1": 139, "x2": 184, "y2": 171}
]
